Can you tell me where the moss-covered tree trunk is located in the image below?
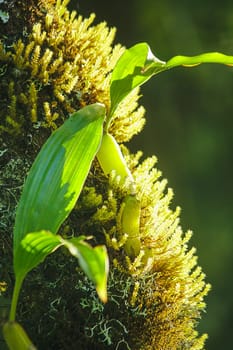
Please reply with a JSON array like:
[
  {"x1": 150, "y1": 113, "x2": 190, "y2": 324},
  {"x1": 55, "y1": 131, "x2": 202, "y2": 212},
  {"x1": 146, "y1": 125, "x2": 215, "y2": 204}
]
[{"x1": 0, "y1": 1, "x2": 210, "y2": 349}]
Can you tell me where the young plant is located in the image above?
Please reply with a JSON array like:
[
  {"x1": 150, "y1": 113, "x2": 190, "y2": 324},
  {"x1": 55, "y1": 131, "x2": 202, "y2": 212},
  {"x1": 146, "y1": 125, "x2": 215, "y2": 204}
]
[
  {"x1": 98, "y1": 42, "x2": 233, "y2": 259},
  {"x1": 3, "y1": 103, "x2": 109, "y2": 349}
]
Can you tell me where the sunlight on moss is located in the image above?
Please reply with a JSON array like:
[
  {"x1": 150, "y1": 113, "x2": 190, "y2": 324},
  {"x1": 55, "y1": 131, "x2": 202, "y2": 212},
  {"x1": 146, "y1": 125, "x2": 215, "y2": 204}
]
[
  {"x1": 0, "y1": 1, "x2": 123, "y2": 133},
  {"x1": 0, "y1": 0, "x2": 210, "y2": 349}
]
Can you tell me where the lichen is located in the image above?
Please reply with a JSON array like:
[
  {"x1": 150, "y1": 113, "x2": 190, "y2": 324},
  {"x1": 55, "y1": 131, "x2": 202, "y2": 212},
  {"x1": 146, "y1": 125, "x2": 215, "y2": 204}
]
[
  {"x1": 0, "y1": 0, "x2": 8, "y2": 24},
  {"x1": 0, "y1": 1, "x2": 210, "y2": 349},
  {"x1": 0, "y1": 10, "x2": 9, "y2": 24}
]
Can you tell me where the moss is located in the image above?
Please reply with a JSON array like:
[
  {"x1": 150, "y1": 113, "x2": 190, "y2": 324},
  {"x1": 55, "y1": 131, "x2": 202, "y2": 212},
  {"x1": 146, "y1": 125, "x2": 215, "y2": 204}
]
[
  {"x1": 0, "y1": 1, "x2": 144, "y2": 139},
  {"x1": 0, "y1": 1, "x2": 210, "y2": 349}
]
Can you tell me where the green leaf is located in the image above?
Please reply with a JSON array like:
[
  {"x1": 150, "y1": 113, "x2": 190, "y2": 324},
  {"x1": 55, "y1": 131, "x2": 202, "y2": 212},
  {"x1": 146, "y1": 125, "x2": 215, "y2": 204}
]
[
  {"x1": 13, "y1": 103, "x2": 105, "y2": 250},
  {"x1": 108, "y1": 43, "x2": 165, "y2": 121},
  {"x1": 108, "y1": 42, "x2": 233, "y2": 126},
  {"x1": 65, "y1": 238, "x2": 109, "y2": 303},
  {"x1": 14, "y1": 231, "x2": 109, "y2": 302},
  {"x1": 14, "y1": 231, "x2": 62, "y2": 281},
  {"x1": 165, "y1": 52, "x2": 233, "y2": 70}
]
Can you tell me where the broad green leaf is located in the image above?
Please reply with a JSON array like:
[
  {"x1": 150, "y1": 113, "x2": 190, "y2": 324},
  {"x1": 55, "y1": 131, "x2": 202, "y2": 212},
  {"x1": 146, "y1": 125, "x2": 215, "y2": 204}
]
[
  {"x1": 14, "y1": 231, "x2": 63, "y2": 281},
  {"x1": 108, "y1": 42, "x2": 233, "y2": 126},
  {"x1": 14, "y1": 231, "x2": 109, "y2": 302},
  {"x1": 108, "y1": 43, "x2": 165, "y2": 121},
  {"x1": 13, "y1": 103, "x2": 105, "y2": 250}
]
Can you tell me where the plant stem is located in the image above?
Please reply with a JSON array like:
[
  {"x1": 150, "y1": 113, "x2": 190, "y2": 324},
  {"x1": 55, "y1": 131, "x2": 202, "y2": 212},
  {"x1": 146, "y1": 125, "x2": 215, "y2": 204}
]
[
  {"x1": 120, "y1": 194, "x2": 141, "y2": 257},
  {"x1": 9, "y1": 276, "x2": 23, "y2": 321},
  {"x1": 97, "y1": 132, "x2": 134, "y2": 188},
  {"x1": 97, "y1": 132, "x2": 141, "y2": 257}
]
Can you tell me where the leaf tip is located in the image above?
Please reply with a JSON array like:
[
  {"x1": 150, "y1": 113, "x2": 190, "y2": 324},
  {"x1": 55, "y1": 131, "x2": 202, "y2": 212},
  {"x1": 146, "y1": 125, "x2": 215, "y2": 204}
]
[{"x1": 96, "y1": 286, "x2": 108, "y2": 303}]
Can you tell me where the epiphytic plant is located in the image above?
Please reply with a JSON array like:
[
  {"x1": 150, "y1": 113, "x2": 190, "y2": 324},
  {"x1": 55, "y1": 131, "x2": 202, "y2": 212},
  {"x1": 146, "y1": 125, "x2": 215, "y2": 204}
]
[{"x1": 1, "y1": 1, "x2": 233, "y2": 349}]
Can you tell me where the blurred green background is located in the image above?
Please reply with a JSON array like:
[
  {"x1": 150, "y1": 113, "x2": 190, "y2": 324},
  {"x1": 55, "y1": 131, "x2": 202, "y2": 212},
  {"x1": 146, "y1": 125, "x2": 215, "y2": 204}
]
[{"x1": 74, "y1": 1, "x2": 233, "y2": 348}]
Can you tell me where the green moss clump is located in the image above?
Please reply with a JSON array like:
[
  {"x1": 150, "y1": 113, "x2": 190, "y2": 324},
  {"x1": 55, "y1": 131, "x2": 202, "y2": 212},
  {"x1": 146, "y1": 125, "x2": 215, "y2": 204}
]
[{"x1": 0, "y1": 0, "x2": 144, "y2": 139}]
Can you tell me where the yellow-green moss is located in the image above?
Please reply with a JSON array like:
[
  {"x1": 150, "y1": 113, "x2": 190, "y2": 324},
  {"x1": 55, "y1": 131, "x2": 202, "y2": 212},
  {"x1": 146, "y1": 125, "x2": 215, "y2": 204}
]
[
  {"x1": 0, "y1": 282, "x2": 7, "y2": 294},
  {"x1": 74, "y1": 150, "x2": 211, "y2": 349},
  {"x1": 0, "y1": 0, "x2": 145, "y2": 139}
]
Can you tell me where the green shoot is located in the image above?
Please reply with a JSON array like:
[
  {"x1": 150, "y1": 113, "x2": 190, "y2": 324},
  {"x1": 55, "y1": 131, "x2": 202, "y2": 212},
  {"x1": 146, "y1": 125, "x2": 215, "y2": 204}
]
[
  {"x1": 10, "y1": 104, "x2": 108, "y2": 322},
  {"x1": 107, "y1": 42, "x2": 233, "y2": 128}
]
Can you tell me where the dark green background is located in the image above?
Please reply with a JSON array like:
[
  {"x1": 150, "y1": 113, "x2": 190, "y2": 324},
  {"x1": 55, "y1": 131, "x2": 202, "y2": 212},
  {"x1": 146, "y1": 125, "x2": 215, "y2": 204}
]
[{"x1": 73, "y1": 1, "x2": 233, "y2": 348}]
